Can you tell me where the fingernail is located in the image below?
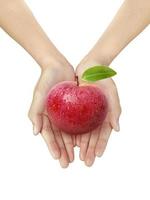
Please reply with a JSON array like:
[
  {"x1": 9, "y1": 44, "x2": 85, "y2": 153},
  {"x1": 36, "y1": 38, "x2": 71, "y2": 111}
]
[
  {"x1": 85, "y1": 159, "x2": 93, "y2": 167},
  {"x1": 60, "y1": 161, "x2": 69, "y2": 168},
  {"x1": 51, "y1": 152, "x2": 57, "y2": 159},
  {"x1": 96, "y1": 151, "x2": 103, "y2": 157},
  {"x1": 33, "y1": 126, "x2": 39, "y2": 135},
  {"x1": 115, "y1": 122, "x2": 120, "y2": 132},
  {"x1": 69, "y1": 153, "x2": 74, "y2": 163},
  {"x1": 69, "y1": 158, "x2": 74, "y2": 163},
  {"x1": 80, "y1": 153, "x2": 84, "y2": 161},
  {"x1": 54, "y1": 152, "x2": 60, "y2": 159},
  {"x1": 51, "y1": 150, "x2": 60, "y2": 159}
]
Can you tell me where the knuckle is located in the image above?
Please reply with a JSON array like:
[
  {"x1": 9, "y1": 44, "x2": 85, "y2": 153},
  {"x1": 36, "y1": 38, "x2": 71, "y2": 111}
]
[
  {"x1": 53, "y1": 130, "x2": 60, "y2": 138},
  {"x1": 60, "y1": 146, "x2": 66, "y2": 153},
  {"x1": 49, "y1": 140, "x2": 57, "y2": 147},
  {"x1": 81, "y1": 140, "x2": 88, "y2": 146},
  {"x1": 88, "y1": 145, "x2": 95, "y2": 152},
  {"x1": 43, "y1": 124, "x2": 50, "y2": 132},
  {"x1": 66, "y1": 140, "x2": 73, "y2": 146},
  {"x1": 100, "y1": 138, "x2": 107, "y2": 146}
]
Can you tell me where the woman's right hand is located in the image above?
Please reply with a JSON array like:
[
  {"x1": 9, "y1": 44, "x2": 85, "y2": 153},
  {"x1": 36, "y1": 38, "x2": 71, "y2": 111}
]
[
  {"x1": 28, "y1": 59, "x2": 75, "y2": 168},
  {"x1": 75, "y1": 57, "x2": 121, "y2": 166}
]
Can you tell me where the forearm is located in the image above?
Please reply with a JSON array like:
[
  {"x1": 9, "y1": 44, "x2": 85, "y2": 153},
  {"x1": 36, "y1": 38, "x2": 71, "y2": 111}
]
[
  {"x1": 0, "y1": 0, "x2": 65, "y2": 69},
  {"x1": 89, "y1": 0, "x2": 150, "y2": 65}
]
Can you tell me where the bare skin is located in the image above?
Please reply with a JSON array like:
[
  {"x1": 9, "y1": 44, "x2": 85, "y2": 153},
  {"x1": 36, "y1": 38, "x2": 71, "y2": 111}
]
[
  {"x1": 0, "y1": 0, "x2": 150, "y2": 167},
  {"x1": 76, "y1": 0, "x2": 150, "y2": 166},
  {"x1": 0, "y1": 0, "x2": 75, "y2": 168}
]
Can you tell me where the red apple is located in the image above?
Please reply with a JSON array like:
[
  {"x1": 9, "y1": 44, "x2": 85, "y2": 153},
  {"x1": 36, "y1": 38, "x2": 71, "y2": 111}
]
[{"x1": 46, "y1": 81, "x2": 108, "y2": 135}]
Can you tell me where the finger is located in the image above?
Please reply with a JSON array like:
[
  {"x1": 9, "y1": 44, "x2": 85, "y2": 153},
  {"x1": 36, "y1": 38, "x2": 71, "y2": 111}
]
[
  {"x1": 41, "y1": 115, "x2": 60, "y2": 159},
  {"x1": 76, "y1": 134, "x2": 81, "y2": 147},
  {"x1": 51, "y1": 124, "x2": 69, "y2": 168},
  {"x1": 32, "y1": 114, "x2": 42, "y2": 135},
  {"x1": 108, "y1": 89, "x2": 121, "y2": 132},
  {"x1": 110, "y1": 114, "x2": 120, "y2": 132},
  {"x1": 72, "y1": 135, "x2": 76, "y2": 147},
  {"x1": 28, "y1": 109, "x2": 42, "y2": 135},
  {"x1": 28, "y1": 91, "x2": 45, "y2": 135},
  {"x1": 84, "y1": 127, "x2": 100, "y2": 167},
  {"x1": 61, "y1": 132, "x2": 74, "y2": 162},
  {"x1": 95, "y1": 122, "x2": 112, "y2": 157},
  {"x1": 79, "y1": 132, "x2": 91, "y2": 161}
]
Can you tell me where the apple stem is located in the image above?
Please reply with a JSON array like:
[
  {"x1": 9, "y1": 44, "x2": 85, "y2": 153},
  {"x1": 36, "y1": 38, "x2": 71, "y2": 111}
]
[{"x1": 75, "y1": 75, "x2": 79, "y2": 86}]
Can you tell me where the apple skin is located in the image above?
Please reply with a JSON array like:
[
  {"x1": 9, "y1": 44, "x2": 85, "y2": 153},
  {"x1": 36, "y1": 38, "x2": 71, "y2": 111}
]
[{"x1": 46, "y1": 81, "x2": 108, "y2": 135}]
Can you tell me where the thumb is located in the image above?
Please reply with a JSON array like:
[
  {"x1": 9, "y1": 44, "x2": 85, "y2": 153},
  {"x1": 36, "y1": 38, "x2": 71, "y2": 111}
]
[
  {"x1": 32, "y1": 114, "x2": 43, "y2": 135},
  {"x1": 109, "y1": 101, "x2": 121, "y2": 132},
  {"x1": 110, "y1": 114, "x2": 120, "y2": 132},
  {"x1": 107, "y1": 89, "x2": 121, "y2": 132},
  {"x1": 28, "y1": 91, "x2": 45, "y2": 135}
]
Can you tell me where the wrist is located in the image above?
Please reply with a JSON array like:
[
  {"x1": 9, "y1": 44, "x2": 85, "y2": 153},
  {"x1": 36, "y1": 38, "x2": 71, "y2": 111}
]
[
  {"x1": 78, "y1": 51, "x2": 113, "y2": 69},
  {"x1": 39, "y1": 53, "x2": 71, "y2": 71},
  {"x1": 76, "y1": 49, "x2": 116, "y2": 78},
  {"x1": 87, "y1": 44, "x2": 118, "y2": 66}
]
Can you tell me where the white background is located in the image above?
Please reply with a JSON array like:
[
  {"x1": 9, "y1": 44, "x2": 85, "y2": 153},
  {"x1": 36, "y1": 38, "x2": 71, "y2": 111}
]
[{"x1": 0, "y1": 0, "x2": 150, "y2": 199}]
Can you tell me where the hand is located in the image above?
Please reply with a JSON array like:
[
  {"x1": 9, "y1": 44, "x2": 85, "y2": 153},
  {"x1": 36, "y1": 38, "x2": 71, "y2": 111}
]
[
  {"x1": 28, "y1": 59, "x2": 75, "y2": 168},
  {"x1": 75, "y1": 57, "x2": 121, "y2": 167}
]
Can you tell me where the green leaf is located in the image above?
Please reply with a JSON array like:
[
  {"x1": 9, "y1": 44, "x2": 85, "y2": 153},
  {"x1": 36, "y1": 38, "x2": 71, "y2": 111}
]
[{"x1": 81, "y1": 65, "x2": 117, "y2": 82}]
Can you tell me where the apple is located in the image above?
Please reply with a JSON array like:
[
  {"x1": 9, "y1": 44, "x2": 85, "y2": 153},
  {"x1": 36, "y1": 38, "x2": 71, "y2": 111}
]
[
  {"x1": 46, "y1": 66, "x2": 117, "y2": 135},
  {"x1": 46, "y1": 81, "x2": 108, "y2": 135}
]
